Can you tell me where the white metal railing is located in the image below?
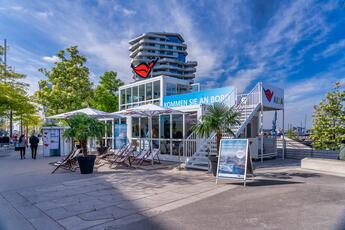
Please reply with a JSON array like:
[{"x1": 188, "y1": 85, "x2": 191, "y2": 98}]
[
  {"x1": 232, "y1": 83, "x2": 261, "y2": 137},
  {"x1": 186, "y1": 83, "x2": 262, "y2": 159}
]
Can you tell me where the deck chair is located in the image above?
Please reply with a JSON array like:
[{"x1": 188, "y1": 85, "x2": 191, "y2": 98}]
[
  {"x1": 131, "y1": 148, "x2": 150, "y2": 165},
  {"x1": 110, "y1": 146, "x2": 134, "y2": 168},
  {"x1": 143, "y1": 148, "x2": 161, "y2": 164},
  {"x1": 51, "y1": 149, "x2": 82, "y2": 174},
  {"x1": 99, "y1": 143, "x2": 128, "y2": 160}
]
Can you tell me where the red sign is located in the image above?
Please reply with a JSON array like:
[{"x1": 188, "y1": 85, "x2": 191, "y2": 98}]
[
  {"x1": 131, "y1": 58, "x2": 158, "y2": 78},
  {"x1": 263, "y1": 88, "x2": 274, "y2": 102}
]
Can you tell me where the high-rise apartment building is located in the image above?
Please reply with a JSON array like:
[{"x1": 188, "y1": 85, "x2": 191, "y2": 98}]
[{"x1": 129, "y1": 32, "x2": 197, "y2": 83}]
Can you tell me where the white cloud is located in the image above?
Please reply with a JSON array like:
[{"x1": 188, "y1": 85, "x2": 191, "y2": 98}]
[
  {"x1": 226, "y1": 64, "x2": 265, "y2": 93},
  {"x1": 113, "y1": 4, "x2": 136, "y2": 16},
  {"x1": 42, "y1": 55, "x2": 59, "y2": 63},
  {"x1": 313, "y1": 39, "x2": 345, "y2": 60}
]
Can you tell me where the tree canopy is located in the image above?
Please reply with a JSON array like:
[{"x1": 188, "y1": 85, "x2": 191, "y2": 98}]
[
  {"x1": 0, "y1": 44, "x2": 40, "y2": 135},
  {"x1": 311, "y1": 82, "x2": 345, "y2": 150},
  {"x1": 91, "y1": 71, "x2": 124, "y2": 112},
  {"x1": 35, "y1": 46, "x2": 94, "y2": 116}
]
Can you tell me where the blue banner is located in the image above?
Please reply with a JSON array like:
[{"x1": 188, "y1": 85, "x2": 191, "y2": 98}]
[{"x1": 163, "y1": 86, "x2": 234, "y2": 108}]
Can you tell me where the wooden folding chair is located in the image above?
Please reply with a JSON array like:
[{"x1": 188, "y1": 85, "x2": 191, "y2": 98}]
[
  {"x1": 51, "y1": 149, "x2": 82, "y2": 174},
  {"x1": 143, "y1": 148, "x2": 161, "y2": 164}
]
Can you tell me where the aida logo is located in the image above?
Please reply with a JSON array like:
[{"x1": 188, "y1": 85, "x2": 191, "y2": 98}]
[
  {"x1": 263, "y1": 88, "x2": 274, "y2": 102},
  {"x1": 131, "y1": 58, "x2": 158, "y2": 78}
]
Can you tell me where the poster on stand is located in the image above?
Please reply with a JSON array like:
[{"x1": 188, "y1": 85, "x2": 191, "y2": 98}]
[
  {"x1": 216, "y1": 139, "x2": 251, "y2": 185},
  {"x1": 114, "y1": 124, "x2": 127, "y2": 149}
]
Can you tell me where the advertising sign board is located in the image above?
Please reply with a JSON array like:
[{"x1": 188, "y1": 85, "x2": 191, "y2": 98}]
[
  {"x1": 262, "y1": 83, "x2": 284, "y2": 110},
  {"x1": 114, "y1": 124, "x2": 127, "y2": 149},
  {"x1": 216, "y1": 139, "x2": 251, "y2": 185},
  {"x1": 163, "y1": 86, "x2": 235, "y2": 108}
]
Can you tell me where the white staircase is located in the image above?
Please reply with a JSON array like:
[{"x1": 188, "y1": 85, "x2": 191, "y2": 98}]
[{"x1": 185, "y1": 84, "x2": 261, "y2": 170}]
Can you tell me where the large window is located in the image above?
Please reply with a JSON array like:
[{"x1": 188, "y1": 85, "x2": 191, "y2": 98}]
[
  {"x1": 185, "y1": 112, "x2": 197, "y2": 137},
  {"x1": 166, "y1": 83, "x2": 176, "y2": 96},
  {"x1": 146, "y1": 82, "x2": 152, "y2": 100},
  {"x1": 160, "y1": 115, "x2": 170, "y2": 139},
  {"x1": 152, "y1": 116, "x2": 159, "y2": 138},
  {"x1": 119, "y1": 80, "x2": 161, "y2": 110},
  {"x1": 133, "y1": 86, "x2": 139, "y2": 103},
  {"x1": 160, "y1": 140, "x2": 170, "y2": 155},
  {"x1": 132, "y1": 117, "x2": 139, "y2": 138},
  {"x1": 177, "y1": 84, "x2": 189, "y2": 95},
  {"x1": 120, "y1": 89, "x2": 126, "y2": 105},
  {"x1": 153, "y1": 81, "x2": 160, "y2": 99},
  {"x1": 139, "y1": 84, "x2": 145, "y2": 101},
  {"x1": 172, "y1": 114, "x2": 183, "y2": 139},
  {"x1": 140, "y1": 117, "x2": 148, "y2": 138},
  {"x1": 126, "y1": 88, "x2": 132, "y2": 104}
]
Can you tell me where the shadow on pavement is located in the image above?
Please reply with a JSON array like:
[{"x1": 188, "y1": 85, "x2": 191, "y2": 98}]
[
  {"x1": 256, "y1": 171, "x2": 321, "y2": 180},
  {"x1": 230, "y1": 179, "x2": 303, "y2": 187}
]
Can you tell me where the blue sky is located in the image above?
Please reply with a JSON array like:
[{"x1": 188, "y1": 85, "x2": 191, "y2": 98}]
[{"x1": 0, "y1": 0, "x2": 344, "y2": 128}]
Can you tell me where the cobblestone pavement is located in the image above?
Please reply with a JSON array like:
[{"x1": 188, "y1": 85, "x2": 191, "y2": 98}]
[{"x1": 0, "y1": 167, "x2": 235, "y2": 230}]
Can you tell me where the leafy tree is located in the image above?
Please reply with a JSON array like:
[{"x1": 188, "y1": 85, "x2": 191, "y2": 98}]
[
  {"x1": 63, "y1": 114, "x2": 105, "y2": 156},
  {"x1": 91, "y1": 71, "x2": 124, "y2": 112},
  {"x1": 192, "y1": 102, "x2": 240, "y2": 155},
  {"x1": 35, "y1": 46, "x2": 93, "y2": 116},
  {"x1": 0, "y1": 44, "x2": 34, "y2": 136},
  {"x1": 311, "y1": 82, "x2": 345, "y2": 150}
]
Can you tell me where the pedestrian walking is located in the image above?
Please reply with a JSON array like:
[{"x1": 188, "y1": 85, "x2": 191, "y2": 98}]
[
  {"x1": 18, "y1": 134, "x2": 28, "y2": 160},
  {"x1": 29, "y1": 133, "x2": 39, "y2": 159}
]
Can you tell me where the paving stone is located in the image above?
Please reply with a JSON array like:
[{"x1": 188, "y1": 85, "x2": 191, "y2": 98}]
[
  {"x1": 29, "y1": 215, "x2": 65, "y2": 230},
  {"x1": 45, "y1": 207, "x2": 73, "y2": 220},
  {"x1": 16, "y1": 204, "x2": 46, "y2": 219},
  {"x1": 1, "y1": 191, "x2": 28, "y2": 206},
  {"x1": 58, "y1": 215, "x2": 112, "y2": 230},
  {"x1": 78, "y1": 205, "x2": 135, "y2": 221},
  {"x1": 86, "y1": 214, "x2": 146, "y2": 230},
  {"x1": 35, "y1": 193, "x2": 94, "y2": 211},
  {"x1": 115, "y1": 197, "x2": 171, "y2": 211},
  {"x1": 96, "y1": 194, "x2": 128, "y2": 203}
]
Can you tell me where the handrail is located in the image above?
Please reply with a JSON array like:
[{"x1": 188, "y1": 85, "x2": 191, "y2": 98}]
[{"x1": 186, "y1": 83, "x2": 262, "y2": 158}]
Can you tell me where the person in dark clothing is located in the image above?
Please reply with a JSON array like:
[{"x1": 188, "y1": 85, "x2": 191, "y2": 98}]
[
  {"x1": 29, "y1": 134, "x2": 39, "y2": 159},
  {"x1": 18, "y1": 134, "x2": 28, "y2": 160}
]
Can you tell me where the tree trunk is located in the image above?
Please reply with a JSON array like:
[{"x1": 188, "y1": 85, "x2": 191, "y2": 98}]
[
  {"x1": 80, "y1": 140, "x2": 88, "y2": 157},
  {"x1": 20, "y1": 115, "x2": 23, "y2": 135},
  {"x1": 216, "y1": 130, "x2": 222, "y2": 156},
  {"x1": 9, "y1": 109, "x2": 12, "y2": 138}
]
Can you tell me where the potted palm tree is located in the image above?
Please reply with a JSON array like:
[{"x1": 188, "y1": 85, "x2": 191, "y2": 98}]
[
  {"x1": 192, "y1": 102, "x2": 240, "y2": 176},
  {"x1": 64, "y1": 114, "x2": 105, "y2": 174}
]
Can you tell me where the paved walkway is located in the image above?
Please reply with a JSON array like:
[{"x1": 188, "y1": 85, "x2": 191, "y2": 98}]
[{"x1": 0, "y1": 149, "x2": 235, "y2": 230}]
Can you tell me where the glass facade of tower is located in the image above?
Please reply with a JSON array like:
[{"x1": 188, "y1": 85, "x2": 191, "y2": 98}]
[{"x1": 129, "y1": 32, "x2": 197, "y2": 83}]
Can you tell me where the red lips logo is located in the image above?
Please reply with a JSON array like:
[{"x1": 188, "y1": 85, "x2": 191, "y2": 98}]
[
  {"x1": 263, "y1": 88, "x2": 274, "y2": 102},
  {"x1": 131, "y1": 58, "x2": 158, "y2": 78}
]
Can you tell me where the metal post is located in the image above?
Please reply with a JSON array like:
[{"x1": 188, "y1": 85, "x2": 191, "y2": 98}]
[
  {"x1": 259, "y1": 83, "x2": 264, "y2": 164},
  {"x1": 149, "y1": 117, "x2": 153, "y2": 166},
  {"x1": 260, "y1": 105, "x2": 264, "y2": 164},
  {"x1": 282, "y1": 109, "x2": 285, "y2": 160}
]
